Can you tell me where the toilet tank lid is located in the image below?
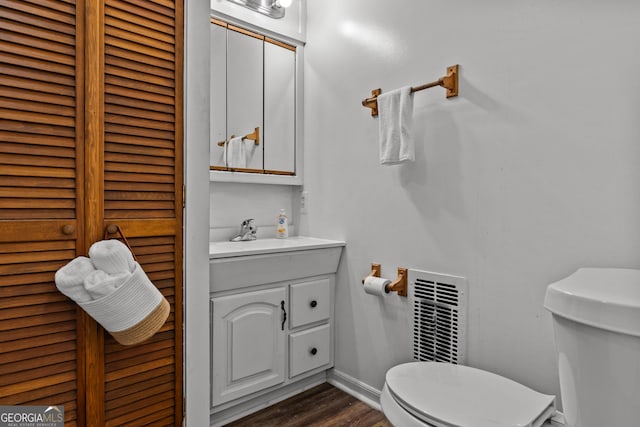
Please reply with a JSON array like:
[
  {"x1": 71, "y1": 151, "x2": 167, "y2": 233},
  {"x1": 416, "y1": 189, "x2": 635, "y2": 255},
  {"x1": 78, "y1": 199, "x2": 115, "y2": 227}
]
[{"x1": 544, "y1": 268, "x2": 640, "y2": 337}]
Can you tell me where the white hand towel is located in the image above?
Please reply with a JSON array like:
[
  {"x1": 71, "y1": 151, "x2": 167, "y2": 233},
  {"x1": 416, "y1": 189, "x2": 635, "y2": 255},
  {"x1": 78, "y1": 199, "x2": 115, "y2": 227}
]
[
  {"x1": 55, "y1": 256, "x2": 95, "y2": 303},
  {"x1": 84, "y1": 270, "x2": 132, "y2": 300},
  {"x1": 378, "y1": 86, "x2": 415, "y2": 164},
  {"x1": 224, "y1": 136, "x2": 247, "y2": 169},
  {"x1": 89, "y1": 239, "x2": 135, "y2": 275}
]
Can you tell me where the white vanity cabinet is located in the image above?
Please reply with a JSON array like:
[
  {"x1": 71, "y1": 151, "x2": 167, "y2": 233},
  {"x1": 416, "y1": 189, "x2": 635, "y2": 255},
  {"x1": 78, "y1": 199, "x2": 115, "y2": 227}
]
[{"x1": 209, "y1": 238, "x2": 344, "y2": 425}]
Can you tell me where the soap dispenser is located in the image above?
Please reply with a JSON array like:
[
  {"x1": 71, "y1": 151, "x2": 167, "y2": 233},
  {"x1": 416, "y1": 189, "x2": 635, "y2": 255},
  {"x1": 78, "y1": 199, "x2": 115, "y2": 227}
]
[{"x1": 276, "y1": 209, "x2": 288, "y2": 238}]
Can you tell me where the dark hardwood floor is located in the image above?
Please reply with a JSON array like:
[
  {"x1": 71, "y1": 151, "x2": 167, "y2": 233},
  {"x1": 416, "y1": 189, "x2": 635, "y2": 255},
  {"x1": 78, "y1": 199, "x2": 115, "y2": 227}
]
[{"x1": 225, "y1": 383, "x2": 392, "y2": 427}]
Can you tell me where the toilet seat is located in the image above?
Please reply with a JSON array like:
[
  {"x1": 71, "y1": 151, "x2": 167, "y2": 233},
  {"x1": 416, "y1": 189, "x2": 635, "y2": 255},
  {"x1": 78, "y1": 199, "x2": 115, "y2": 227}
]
[{"x1": 383, "y1": 362, "x2": 556, "y2": 427}]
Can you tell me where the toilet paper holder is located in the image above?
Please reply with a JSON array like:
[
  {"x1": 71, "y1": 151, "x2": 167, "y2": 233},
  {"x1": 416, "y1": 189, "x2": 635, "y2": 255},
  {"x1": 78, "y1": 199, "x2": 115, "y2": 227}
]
[{"x1": 362, "y1": 263, "x2": 408, "y2": 297}]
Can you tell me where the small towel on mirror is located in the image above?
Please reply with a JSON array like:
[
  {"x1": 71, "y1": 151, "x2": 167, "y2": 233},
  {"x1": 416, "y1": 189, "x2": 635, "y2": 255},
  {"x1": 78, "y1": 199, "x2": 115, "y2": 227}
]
[
  {"x1": 224, "y1": 136, "x2": 247, "y2": 169},
  {"x1": 378, "y1": 86, "x2": 415, "y2": 164}
]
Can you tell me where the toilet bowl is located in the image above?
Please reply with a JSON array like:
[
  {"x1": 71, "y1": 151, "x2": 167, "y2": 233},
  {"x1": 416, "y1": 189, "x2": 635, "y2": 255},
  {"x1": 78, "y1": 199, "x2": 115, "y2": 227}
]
[{"x1": 381, "y1": 268, "x2": 640, "y2": 427}]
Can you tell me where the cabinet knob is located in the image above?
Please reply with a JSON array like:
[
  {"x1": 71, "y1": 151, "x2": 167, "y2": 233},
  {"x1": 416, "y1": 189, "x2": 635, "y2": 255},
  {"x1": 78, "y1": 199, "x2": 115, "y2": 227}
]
[
  {"x1": 61, "y1": 224, "x2": 75, "y2": 235},
  {"x1": 310, "y1": 300, "x2": 317, "y2": 308},
  {"x1": 310, "y1": 347, "x2": 318, "y2": 356}
]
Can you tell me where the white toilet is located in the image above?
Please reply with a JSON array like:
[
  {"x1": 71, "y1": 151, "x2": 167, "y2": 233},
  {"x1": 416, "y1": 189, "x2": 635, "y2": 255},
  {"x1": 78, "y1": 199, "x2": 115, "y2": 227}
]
[{"x1": 381, "y1": 268, "x2": 640, "y2": 427}]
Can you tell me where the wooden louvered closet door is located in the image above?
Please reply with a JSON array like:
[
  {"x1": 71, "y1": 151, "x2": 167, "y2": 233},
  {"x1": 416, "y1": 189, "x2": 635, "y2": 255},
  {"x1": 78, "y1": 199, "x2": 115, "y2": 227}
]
[
  {"x1": 99, "y1": 0, "x2": 183, "y2": 425},
  {"x1": 0, "y1": 1, "x2": 86, "y2": 425},
  {"x1": 0, "y1": 0, "x2": 183, "y2": 425}
]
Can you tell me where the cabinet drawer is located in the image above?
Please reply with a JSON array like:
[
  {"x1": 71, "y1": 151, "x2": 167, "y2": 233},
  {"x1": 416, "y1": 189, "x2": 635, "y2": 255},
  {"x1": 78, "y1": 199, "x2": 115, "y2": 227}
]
[
  {"x1": 289, "y1": 278, "x2": 330, "y2": 328},
  {"x1": 289, "y1": 324, "x2": 331, "y2": 377}
]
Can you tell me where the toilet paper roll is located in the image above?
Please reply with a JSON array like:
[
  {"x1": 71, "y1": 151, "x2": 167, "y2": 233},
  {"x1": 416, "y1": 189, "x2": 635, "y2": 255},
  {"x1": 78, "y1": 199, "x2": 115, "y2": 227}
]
[{"x1": 364, "y1": 276, "x2": 391, "y2": 296}]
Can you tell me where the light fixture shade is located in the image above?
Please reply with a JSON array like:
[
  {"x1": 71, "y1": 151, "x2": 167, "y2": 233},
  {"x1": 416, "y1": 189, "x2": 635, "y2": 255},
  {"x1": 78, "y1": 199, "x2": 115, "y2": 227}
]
[
  {"x1": 227, "y1": 0, "x2": 286, "y2": 19},
  {"x1": 279, "y1": 0, "x2": 292, "y2": 7}
]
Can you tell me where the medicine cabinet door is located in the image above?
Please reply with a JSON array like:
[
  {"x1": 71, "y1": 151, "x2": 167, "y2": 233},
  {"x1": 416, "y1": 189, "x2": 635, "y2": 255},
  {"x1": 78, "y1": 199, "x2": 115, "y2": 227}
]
[
  {"x1": 226, "y1": 29, "x2": 264, "y2": 171},
  {"x1": 210, "y1": 23, "x2": 227, "y2": 168},
  {"x1": 264, "y1": 41, "x2": 295, "y2": 174}
]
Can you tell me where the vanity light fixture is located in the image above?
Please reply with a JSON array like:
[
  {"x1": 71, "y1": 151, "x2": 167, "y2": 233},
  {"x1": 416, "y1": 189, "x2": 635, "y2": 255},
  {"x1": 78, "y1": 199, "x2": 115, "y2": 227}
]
[{"x1": 227, "y1": 0, "x2": 291, "y2": 19}]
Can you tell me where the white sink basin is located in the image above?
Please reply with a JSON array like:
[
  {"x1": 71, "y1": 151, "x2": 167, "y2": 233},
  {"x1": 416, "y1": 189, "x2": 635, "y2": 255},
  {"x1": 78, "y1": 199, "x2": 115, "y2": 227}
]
[{"x1": 209, "y1": 236, "x2": 345, "y2": 259}]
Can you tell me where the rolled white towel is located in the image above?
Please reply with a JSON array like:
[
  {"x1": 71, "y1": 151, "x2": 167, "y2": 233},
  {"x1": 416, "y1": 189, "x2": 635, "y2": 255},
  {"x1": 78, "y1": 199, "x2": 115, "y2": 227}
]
[
  {"x1": 89, "y1": 239, "x2": 136, "y2": 275},
  {"x1": 83, "y1": 270, "x2": 132, "y2": 300},
  {"x1": 55, "y1": 256, "x2": 95, "y2": 303}
]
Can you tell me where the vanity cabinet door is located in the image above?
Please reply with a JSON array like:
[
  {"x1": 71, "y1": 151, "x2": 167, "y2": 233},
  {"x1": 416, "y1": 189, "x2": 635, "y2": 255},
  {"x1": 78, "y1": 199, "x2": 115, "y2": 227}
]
[
  {"x1": 226, "y1": 28, "x2": 264, "y2": 171},
  {"x1": 264, "y1": 41, "x2": 295, "y2": 174},
  {"x1": 210, "y1": 22, "x2": 227, "y2": 168},
  {"x1": 211, "y1": 287, "x2": 286, "y2": 406}
]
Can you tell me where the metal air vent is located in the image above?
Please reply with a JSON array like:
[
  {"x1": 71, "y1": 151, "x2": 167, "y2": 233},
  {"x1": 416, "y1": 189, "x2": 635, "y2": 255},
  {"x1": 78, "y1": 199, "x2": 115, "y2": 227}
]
[{"x1": 409, "y1": 269, "x2": 467, "y2": 364}]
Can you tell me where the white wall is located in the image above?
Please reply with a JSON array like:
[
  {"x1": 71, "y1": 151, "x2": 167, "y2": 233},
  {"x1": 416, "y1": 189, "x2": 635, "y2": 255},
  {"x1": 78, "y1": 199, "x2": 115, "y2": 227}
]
[
  {"x1": 184, "y1": 0, "x2": 211, "y2": 425},
  {"x1": 302, "y1": 0, "x2": 640, "y2": 402},
  {"x1": 209, "y1": 183, "x2": 299, "y2": 241}
]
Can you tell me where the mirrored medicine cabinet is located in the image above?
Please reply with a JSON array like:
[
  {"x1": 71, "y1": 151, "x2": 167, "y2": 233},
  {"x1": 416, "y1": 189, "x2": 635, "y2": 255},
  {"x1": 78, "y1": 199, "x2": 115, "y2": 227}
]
[{"x1": 210, "y1": 17, "x2": 303, "y2": 185}]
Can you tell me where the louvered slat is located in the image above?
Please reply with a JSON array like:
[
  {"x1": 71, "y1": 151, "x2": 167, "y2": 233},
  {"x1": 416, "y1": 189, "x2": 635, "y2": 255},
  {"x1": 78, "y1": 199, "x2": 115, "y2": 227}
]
[
  {"x1": 0, "y1": 6, "x2": 76, "y2": 35},
  {"x1": 105, "y1": 15, "x2": 174, "y2": 45}
]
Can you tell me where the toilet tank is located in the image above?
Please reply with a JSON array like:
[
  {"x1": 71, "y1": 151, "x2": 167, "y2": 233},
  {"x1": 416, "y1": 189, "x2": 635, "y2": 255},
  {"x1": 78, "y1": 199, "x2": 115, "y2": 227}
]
[{"x1": 544, "y1": 268, "x2": 640, "y2": 427}]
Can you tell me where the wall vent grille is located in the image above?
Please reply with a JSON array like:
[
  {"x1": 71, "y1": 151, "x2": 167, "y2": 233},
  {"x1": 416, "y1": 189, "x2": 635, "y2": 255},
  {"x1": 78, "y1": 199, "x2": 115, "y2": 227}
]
[{"x1": 409, "y1": 270, "x2": 467, "y2": 364}]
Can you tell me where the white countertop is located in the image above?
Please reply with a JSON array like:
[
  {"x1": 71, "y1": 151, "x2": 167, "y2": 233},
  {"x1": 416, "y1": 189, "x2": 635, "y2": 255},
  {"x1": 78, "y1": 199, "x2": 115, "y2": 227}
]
[{"x1": 209, "y1": 236, "x2": 346, "y2": 259}]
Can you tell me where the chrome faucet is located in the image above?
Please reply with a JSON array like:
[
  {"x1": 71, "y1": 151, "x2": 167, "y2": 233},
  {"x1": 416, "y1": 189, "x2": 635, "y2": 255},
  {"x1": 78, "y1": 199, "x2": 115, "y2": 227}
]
[{"x1": 230, "y1": 218, "x2": 257, "y2": 241}]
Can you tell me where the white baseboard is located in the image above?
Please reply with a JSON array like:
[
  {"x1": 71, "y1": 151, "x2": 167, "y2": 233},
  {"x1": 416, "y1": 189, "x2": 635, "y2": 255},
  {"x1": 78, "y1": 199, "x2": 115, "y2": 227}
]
[
  {"x1": 550, "y1": 411, "x2": 566, "y2": 426},
  {"x1": 327, "y1": 369, "x2": 382, "y2": 411}
]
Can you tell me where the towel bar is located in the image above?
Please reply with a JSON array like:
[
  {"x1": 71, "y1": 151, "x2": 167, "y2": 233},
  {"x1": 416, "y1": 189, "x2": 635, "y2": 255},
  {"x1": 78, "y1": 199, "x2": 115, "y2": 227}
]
[
  {"x1": 362, "y1": 65, "x2": 459, "y2": 117},
  {"x1": 216, "y1": 127, "x2": 261, "y2": 147}
]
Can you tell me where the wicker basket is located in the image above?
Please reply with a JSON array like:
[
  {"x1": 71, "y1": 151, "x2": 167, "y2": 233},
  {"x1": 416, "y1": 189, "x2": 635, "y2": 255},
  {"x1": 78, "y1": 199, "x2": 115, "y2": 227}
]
[{"x1": 78, "y1": 262, "x2": 169, "y2": 345}]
